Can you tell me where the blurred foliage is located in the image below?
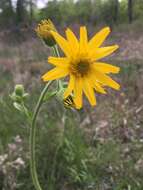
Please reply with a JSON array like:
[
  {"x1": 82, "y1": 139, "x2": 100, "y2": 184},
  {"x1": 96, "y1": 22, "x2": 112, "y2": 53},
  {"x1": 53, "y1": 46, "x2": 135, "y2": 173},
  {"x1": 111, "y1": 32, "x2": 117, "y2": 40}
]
[{"x1": 0, "y1": 0, "x2": 143, "y2": 28}]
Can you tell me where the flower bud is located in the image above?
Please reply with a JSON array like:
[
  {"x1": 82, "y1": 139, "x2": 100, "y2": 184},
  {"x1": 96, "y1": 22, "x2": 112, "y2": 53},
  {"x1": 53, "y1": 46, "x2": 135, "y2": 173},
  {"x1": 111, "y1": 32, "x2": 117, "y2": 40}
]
[
  {"x1": 35, "y1": 19, "x2": 57, "y2": 47},
  {"x1": 15, "y1": 84, "x2": 24, "y2": 97}
]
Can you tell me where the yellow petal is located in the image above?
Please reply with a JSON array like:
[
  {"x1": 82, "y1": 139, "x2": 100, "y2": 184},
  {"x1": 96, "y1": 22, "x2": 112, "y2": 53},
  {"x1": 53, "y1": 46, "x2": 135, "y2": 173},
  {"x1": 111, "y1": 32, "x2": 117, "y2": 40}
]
[
  {"x1": 92, "y1": 68, "x2": 120, "y2": 90},
  {"x1": 88, "y1": 27, "x2": 110, "y2": 49},
  {"x1": 48, "y1": 57, "x2": 69, "y2": 68},
  {"x1": 89, "y1": 74, "x2": 106, "y2": 94},
  {"x1": 83, "y1": 78, "x2": 96, "y2": 106},
  {"x1": 51, "y1": 31, "x2": 71, "y2": 57},
  {"x1": 74, "y1": 77, "x2": 83, "y2": 109},
  {"x1": 42, "y1": 67, "x2": 68, "y2": 81},
  {"x1": 91, "y1": 45, "x2": 119, "y2": 61},
  {"x1": 94, "y1": 82, "x2": 107, "y2": 94},
  {"x1": 80, "y1": 26, "x2": 88, "y2": 53},
  {"x1": 64, "y1": 75, "x2": 75, "y2": 98},
  {"x1": 93, "y1": 62, "x2": 120, "y2": 74},
  {"x1": 66, "y1": 28, "x2": 79, "y2": 54}
]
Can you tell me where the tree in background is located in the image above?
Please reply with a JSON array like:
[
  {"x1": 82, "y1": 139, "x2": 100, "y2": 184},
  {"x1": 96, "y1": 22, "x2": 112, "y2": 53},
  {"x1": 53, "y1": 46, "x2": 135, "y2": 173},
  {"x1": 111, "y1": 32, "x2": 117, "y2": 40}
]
[
  {"x1": 0, "y1": 0, "x2": 37, "y2": 28},
  {"x1": 39, "y1": 0, "x2": 62, "y2": 25},
  {"x1": 0, "y1": 0, "x2": 143, "y2": 29},
  {"x1": 75, "y1": 0, "x2": 92, "y2": 24},
  {"x1": 16, "y1": 0, "x2": 26, "y2": 24},
  {"x1": 134, "y1": 0, "x2": 143, "y2": 20},
  {"x1": 128, "y1": 0, "x2": 133, "y2": 23},
  {"x1": 0, "y1": 0, "x2": 15, "y2": 27},
  {"x1": 100, "y1": 0, "x2": 115, "y2": 27},
  {"x1": 28, "y1": 0, "x2": 37, "y2": 25},
  {"x1": 113, "y1": 0, "x2": 119, "y2": 24}
]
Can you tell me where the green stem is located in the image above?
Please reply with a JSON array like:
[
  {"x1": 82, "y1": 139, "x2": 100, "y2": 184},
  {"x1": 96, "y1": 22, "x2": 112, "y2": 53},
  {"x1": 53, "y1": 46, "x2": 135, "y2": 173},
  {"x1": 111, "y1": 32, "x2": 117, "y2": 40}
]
[
  {"x1": 30, "y1": 81, "x2": 53, "y2": 190},
  {"x1": 30, "y1": 44, "x2": 61, "y2": 190},
  {"x1": 22, "y1": 102, "x2": 31, "y2": 122},
  {"x1": 52, "y1": 45, "x2": 60, "y2": 57}
]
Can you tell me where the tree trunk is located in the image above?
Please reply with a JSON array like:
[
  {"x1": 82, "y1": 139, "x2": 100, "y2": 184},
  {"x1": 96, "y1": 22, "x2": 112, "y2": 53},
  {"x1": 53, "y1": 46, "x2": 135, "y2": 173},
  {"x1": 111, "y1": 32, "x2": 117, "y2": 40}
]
[
  {"x1": 7, "y1": 0, "x2": 13, "y2": 13},
  {"x1": 114, "y1": 0, "x2": 119, "y2": 24},
  {"x1": 128, "y1": 0, "x2": 133, "y2": 23},
  {"x1": 29, "y1": 0, "x2": 33, "y2": 25},
  {"x1": 16, "y1": 0, "x2": 25, "y2": 24}
]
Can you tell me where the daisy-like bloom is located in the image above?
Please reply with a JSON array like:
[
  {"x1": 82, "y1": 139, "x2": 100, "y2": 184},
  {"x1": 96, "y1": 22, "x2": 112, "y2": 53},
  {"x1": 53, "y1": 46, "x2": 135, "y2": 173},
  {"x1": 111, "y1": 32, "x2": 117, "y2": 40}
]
[
  {"x1": 35, "y1": 19, "x2": 57, "y2": 46},
  {"x1": 42, "y1": 27, "x2": 120, "y2": 109}
]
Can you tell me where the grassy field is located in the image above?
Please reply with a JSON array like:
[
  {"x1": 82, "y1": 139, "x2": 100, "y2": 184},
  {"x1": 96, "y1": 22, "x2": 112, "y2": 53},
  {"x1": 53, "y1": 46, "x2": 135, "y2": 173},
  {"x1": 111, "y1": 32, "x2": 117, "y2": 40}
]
[{"x1": 0, "y1": 23, "x2": 143, "y2": 190}]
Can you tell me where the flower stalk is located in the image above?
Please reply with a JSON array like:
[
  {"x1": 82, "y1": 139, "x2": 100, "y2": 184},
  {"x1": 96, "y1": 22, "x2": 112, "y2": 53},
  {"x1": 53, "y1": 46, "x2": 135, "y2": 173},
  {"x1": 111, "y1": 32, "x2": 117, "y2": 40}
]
[
  {"x1": 30, "y1": 81, "x2": 53, "y2": 190},
  {"x1": 30, "y1": 45, "x2": 60, "y2": 190}
]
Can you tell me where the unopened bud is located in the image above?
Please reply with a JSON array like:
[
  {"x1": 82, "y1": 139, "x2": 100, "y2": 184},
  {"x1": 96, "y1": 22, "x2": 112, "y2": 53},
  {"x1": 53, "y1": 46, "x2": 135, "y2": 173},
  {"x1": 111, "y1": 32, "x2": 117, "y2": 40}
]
[
  {"x1": 15, "y1": 84, "x2": 24, "y2": 97},
  {"x1": 35, "y1": 19, "x2": 57, "y2": 47}
]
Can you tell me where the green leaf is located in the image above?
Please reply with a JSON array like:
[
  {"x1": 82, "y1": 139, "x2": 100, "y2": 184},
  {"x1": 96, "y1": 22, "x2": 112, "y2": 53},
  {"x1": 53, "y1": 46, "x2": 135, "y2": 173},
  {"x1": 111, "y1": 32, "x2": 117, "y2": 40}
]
[{"x1": 43, "y1": 91, "x2": 57, "y2": 102}]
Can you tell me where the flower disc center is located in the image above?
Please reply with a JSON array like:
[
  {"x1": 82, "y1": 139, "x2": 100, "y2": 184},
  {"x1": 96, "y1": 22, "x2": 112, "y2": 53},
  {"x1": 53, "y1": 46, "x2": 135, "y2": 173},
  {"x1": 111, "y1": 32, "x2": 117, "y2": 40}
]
[{"x1": 70, "y1": 59, "x2": 90, "y2": 77}]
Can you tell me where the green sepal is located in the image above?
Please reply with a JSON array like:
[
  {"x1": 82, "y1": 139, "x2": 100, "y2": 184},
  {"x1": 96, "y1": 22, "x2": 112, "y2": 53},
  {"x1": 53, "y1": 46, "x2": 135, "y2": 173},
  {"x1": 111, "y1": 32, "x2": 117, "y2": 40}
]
[
  {"x1": 44, "y1": 37, "x2": 56, "y2": 47},
  {"x1": 10, "y1": 93, "x2": 22, "y2": 103},
  {"x1": 13, "y1": 102, "x2": 24, "y2": 112}
]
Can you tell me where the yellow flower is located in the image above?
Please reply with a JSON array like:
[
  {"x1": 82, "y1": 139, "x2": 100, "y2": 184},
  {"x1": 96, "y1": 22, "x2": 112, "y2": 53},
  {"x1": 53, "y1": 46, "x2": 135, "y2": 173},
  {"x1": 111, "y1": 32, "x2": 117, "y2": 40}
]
[
  {"x1": 35, "y1": 19, "x2": 56, "y2": 46},
  {"x1": 42, "y1": 26, "x2": 120, "y2": 109}
]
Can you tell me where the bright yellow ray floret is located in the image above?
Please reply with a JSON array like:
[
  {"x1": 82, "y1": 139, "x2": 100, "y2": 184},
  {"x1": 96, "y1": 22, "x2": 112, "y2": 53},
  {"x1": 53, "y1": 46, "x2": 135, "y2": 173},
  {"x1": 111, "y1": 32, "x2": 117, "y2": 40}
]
[{"x1": 42, "y1": 26, "x2": 120, "y2": 109}]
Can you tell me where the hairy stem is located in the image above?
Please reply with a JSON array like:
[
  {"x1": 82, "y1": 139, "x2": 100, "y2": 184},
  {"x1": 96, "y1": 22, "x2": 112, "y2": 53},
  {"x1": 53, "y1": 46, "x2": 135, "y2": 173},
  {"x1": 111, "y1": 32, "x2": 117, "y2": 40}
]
[{"x1": 30, "y1": 81, "x2": 52, "y2": 190}]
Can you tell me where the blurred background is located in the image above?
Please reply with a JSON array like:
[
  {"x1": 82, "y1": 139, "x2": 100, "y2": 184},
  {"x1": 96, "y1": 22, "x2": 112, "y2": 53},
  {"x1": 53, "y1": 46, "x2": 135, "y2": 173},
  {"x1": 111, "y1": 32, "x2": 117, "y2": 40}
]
[{"x1": 0, "y1": 0, "x2": 143, "y2": 190}]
